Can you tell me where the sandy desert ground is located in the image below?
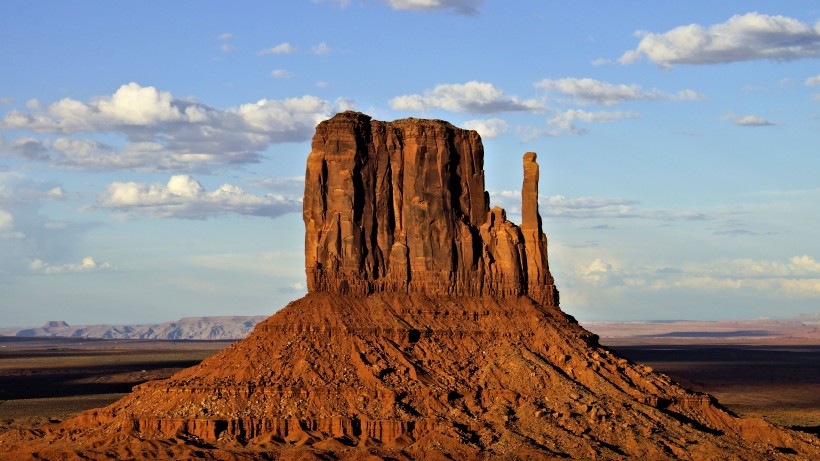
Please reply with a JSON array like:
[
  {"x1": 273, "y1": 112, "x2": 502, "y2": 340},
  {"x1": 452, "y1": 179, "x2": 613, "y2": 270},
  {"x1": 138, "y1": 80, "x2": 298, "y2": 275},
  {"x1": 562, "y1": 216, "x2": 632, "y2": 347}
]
[
  {"x1": 0, "y1": 337, "x2": 231, "y2": 430},
  {"x1": 1, "y1": 335, "x2": 818, "y2": 439}
]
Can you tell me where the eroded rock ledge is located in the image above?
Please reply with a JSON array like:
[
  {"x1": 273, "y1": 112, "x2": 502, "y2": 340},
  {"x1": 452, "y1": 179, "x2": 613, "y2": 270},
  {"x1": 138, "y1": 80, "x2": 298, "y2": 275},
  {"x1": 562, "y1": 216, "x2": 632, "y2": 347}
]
[{"x1": 304, "y1": 112, "x2": 558, "y2": 305}]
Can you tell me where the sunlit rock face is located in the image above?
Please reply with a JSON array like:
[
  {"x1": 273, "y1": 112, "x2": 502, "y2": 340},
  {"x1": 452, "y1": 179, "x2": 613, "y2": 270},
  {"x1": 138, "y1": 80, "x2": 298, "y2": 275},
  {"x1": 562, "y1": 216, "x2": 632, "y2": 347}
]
[{"x1": 304, "y1": 111, "x2": 558, "y2": 306}]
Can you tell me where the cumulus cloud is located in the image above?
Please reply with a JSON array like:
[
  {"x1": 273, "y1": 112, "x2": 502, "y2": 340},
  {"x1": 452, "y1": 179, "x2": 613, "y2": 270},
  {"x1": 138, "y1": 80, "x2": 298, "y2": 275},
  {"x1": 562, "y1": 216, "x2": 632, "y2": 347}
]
[
  {"x1": 547, "y1": 109, "x2": 639, "y2": 135},
  {"x1": 536, "y1": 77, "x2": 705, "y2": 105},
  {"x1": 0, "y1": 209, "x2": 23, "y2": 238},
  {"x1": 0, "y1": 209, "x2": 12, "y2": 230},
  {"x1": 463, "y1": 118, "x2": 508, "y2": 138},
  {"x1": 0, "y1": 98, "x2": 13, "y2": 106},
  {"x1": 805, "y1": 75, "x2": 820, "y2": 86},
  {"x1": 217, "y1": 33, "x2": 233, "y2": 41},
  {"x1": 47, "y1": 187, "x2": 68, "y2": 200},
  {"x1": 29, "y1": 256, "x2": 114, "y2": 275},
  {"x1": 723, "y1": 112, "x2": 776, "y2": 127},
  {"x1": 0, "y1": 82, "x2": 336, "y2": 172},
  {"x1": 735, "y1": 115, "x2": 775, "y2": 126},
  {"x1": 582, "y1": 258, "x2": 614, "y2": 285},
  {"x1": 619, "y1": 12, "x2": 820, "y2": 67},
  {"x1": 96, "y1": 175, "x2": 302, "y2": 220},
  {"x1": 390, "y1": 81, "x2": 542, "y2": 114},
  {"x1": 383, "y1": 0, "x2": 483, "y2": 15},
  {"x1": 257, "y1": 42, "x2": 296, "y2": 55}
]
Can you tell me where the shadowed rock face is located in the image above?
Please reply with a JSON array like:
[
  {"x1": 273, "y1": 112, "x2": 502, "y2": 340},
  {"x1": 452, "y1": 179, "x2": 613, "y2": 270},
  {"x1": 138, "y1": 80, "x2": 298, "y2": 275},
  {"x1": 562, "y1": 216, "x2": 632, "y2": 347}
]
[{"x1": 304, "y1": 111, "x2": 558, "y2": 306}]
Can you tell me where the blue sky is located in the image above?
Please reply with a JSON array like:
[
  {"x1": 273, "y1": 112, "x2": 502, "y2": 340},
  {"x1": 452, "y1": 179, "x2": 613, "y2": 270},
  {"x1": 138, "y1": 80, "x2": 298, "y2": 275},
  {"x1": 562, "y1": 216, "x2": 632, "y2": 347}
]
[{"x1": 2, "y1": 0, "x2": 819, "y2": 326}]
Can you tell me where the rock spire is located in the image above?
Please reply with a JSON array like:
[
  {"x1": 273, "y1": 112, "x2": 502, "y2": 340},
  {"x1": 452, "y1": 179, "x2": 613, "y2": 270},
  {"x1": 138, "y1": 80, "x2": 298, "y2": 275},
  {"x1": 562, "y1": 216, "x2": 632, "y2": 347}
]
[{"x1": 304, "y1": 111, "x2": 558, "y2": 305}]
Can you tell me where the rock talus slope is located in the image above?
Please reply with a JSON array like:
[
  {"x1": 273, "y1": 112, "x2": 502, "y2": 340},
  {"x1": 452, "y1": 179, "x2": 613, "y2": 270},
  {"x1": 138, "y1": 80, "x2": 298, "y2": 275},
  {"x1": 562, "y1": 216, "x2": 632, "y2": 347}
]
[{"x1": 1, "y1": 112, "x2": 818, "y2": 460}]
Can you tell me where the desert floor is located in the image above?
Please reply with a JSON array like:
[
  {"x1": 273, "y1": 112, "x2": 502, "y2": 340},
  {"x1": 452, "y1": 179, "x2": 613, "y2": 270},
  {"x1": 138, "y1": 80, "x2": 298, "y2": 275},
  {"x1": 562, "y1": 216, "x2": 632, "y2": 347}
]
[{"x1": 0, "y1": 336, "x2": 817, "y2": 437}]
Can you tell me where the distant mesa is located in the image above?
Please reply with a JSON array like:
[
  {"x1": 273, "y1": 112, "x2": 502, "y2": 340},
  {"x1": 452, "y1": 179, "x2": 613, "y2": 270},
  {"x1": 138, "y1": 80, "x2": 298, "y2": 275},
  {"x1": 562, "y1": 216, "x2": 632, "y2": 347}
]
[
  {"x1": 1, "y1": 112, "x2": 817, "y2": 460},
  {"x1": 42, "y1": 320, "x2": 69, "y2": 328},
  {"x1": 0, "y1": 316, "x2": 266, "y2": 341}
]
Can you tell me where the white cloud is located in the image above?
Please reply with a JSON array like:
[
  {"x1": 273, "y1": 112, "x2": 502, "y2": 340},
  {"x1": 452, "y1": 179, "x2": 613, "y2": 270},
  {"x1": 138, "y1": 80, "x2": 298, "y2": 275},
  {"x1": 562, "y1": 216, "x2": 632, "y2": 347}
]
[
  {"x1": 390, "y1": 81, "x2": 542, "y2": 113},
  {"x1": 250, "y1": 176, "x2": 305, "y2": 196},
  {"x1": 29, "y1": 256, "x2": 114, "y2": 275},
  {"x1": 46, "y1": 187, "x2": 68, "y2": 200},
  {"x1": 582, "y1": 258, "x2": 614, "y2": 285},
  {"x1": 727, "y1": 113, "x2": 776, "y2": 127},
  {"x1": 383, "y1": 0, "x2": 482, "y2": 15},
  {"x1": 334, "y1": 97, "x2": 356, "y2": 111},
  {"x1": 257, "y1": 42, "x2": 296, "y2": 55},
  {"x1": 220, "y1": 44, "x2": 236, "y2": 53},
  {"x1": 271, "y1": 69, "x2": 295, "y2": 78},
  {"x1": 1, "y1": 83, "x2": 336, "y2": 172},
  {"x1": 311, "y1": 42, "x2": 332, "y2": 55},
  {"x1": 463, "y1": 118, "x2": 508, "y2": 138},
  {"x1": 492, "y1": 190, "x2": 709, "y2": 222},
  {"x1": 0, "y1": 209, "x2": 13, "y2": 230},
  {"x1": 706, "y1": 255, "x2": 820, "y2": 278},
  {"x1": 547, "y1": 109, "x2": 639, "y2": 135},
  {"x1": 805, "y1": 75, "x2": 820, "y2": 87},
  {"x1": 98, "y1": 82, "x2": 184, "y2": 125},
  {"x1": 493, "y1": 191, "x2": 639, "y2": 219},
  {"x1": 634, "y1": 255, "x2": 820, "y2": 298},
  {"x1": 620, "y1": 12, "x2": 820, "y2": 67},
  {"x1": 0, "y1": 98, "x2": 13, "y2": 106},
  {"x1": 535, "y1": 77, "x2": 705, "y2": 105},
  {"x1": 96, "y1": 175, "x2": 302, "y2": 220},
  {"x1": 557, "y1": 252, "x2": 820, "y2": 308},
  {"x1": 517, "y1": 125, "x2": 561, "y2": 141}
]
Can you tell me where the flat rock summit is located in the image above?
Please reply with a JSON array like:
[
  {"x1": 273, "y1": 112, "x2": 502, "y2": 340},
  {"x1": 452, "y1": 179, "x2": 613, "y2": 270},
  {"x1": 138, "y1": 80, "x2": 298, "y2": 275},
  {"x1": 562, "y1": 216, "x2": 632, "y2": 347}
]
[{"x1": 2, "y1": 112, "x2": 818, "y2": 460}]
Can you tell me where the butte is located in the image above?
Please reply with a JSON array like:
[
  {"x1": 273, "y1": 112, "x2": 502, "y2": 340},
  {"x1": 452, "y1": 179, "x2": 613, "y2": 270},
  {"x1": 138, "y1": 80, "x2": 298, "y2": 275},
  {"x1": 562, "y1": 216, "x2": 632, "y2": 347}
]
[{"x1": 2, "y1": 112, "x2": 818, "y2": 460}]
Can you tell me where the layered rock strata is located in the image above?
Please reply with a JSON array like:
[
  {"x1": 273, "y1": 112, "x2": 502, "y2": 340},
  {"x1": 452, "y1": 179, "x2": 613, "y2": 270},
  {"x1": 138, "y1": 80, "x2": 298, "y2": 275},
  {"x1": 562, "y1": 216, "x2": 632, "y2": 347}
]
[
  {"x1": 2, "y1": 113, "x2": 818, "y2": 461},
  {"x1": 304, "y1": 112, "x2": 558, "y2": 306}
]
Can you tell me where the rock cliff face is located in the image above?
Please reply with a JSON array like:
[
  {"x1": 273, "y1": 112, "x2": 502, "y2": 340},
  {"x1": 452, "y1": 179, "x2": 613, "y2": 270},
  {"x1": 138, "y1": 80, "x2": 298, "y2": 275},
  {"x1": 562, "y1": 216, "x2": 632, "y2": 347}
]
[
  {"x1": 2, "y1": 113, "x2": 817, "y2": 461},
  {"x1": 304, "y1": 112, "x2": 558, "y2": 306}
]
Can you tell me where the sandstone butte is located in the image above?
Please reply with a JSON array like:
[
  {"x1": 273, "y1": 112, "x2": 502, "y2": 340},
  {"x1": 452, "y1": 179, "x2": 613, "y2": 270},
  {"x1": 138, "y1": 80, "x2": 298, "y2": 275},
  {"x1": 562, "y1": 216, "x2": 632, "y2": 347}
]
[{"x1": 1, "y1": 112, "x2": 818, "y2": 461}]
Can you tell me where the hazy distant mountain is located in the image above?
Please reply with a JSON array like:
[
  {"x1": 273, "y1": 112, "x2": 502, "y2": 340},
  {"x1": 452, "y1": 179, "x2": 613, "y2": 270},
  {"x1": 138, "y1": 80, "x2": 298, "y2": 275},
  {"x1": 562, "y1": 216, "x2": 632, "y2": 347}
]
[
  {"x1": 584, "y1": 316, "x2": 820, "y2": 343},
  {"x1": 3, "y1": 313, "x2": 817, "y2": 342},
  {"x1": 0, "y1": 316, "x2": 267, "y2": 340}
]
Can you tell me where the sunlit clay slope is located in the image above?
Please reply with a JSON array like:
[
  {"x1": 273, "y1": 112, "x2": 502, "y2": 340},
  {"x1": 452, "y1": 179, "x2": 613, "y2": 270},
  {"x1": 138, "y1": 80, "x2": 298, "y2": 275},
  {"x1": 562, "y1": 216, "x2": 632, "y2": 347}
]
[{"x1": 2, "y1": 112, "x2": 817, "y2": 460}]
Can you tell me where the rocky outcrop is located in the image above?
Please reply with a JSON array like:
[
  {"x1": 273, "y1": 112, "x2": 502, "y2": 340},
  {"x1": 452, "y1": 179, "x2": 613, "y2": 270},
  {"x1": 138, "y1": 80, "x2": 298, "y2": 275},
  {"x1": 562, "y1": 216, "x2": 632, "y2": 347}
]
[
  {"x1": 2, "y1": 113, "x2": 817, "y2": 461},
  {"x1": 304, "y1": 112, "x2": 558, "y2": 306}
]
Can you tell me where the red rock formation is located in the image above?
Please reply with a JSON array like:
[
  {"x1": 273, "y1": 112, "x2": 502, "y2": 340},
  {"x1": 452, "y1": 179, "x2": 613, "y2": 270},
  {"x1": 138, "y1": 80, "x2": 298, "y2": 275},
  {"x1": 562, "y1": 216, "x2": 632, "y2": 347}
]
[
  {"x1": 1, "y1": 113, "x2": 817, "y2": 460},
  {"x1": 304, "y1": 112, "x2": 558, "y2": 306}
]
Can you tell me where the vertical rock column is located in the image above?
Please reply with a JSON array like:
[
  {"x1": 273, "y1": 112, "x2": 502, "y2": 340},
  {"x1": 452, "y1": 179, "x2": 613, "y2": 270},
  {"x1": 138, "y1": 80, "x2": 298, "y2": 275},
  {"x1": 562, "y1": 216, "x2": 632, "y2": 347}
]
[
  {"x1": 303, "y1": 112, "x2": 558, "y2": 304},
  {"x1": 521, "y1": 152, "x2": 559, "y2": 306}
]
